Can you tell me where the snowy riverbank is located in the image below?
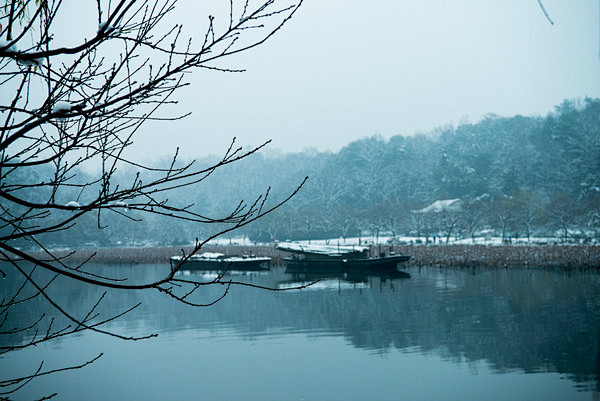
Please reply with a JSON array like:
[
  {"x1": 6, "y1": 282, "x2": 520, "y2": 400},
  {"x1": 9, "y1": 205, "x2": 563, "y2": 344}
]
[{"x1": 33, "y1": 240, "x2": 600, "y2": 270}]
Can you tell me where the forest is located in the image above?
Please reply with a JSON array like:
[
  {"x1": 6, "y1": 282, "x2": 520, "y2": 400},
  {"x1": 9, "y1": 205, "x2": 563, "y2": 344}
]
[{"x1": 5, "y1": 97, "x2": 600, "y2": 249}]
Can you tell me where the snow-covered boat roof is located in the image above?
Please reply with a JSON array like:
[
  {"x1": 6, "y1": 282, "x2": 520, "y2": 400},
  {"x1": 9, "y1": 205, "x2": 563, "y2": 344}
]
[
  {"x1": 170, "y1": 252, "x2": 271, "y2": 262},
  {"x1": 276, "y1": 242, "x2": 369, "y2": 256},
  {"x1": 170, "y1": 252, "x2": 224, "y2": 262},
  {"x1": 196, "y1": 252, "x2": 225, "y2": 259}
]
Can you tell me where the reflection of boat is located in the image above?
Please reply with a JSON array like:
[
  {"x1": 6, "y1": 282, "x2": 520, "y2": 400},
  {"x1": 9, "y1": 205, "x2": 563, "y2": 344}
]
[
  {"x1": 276, "y1": 243, "x2": 410, "y2": 274},
  {"x1": 169, "y1": 252, "x2": 271, "y2": 271},
  {"x1": 283, "y1": 264, "x2": 410, "y2": 284}
]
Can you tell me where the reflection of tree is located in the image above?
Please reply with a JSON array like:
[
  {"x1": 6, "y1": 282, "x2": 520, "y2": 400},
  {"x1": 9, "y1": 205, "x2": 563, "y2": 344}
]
[{"x1": 5, "y1": 265, "x2": 598, "y2": 395}]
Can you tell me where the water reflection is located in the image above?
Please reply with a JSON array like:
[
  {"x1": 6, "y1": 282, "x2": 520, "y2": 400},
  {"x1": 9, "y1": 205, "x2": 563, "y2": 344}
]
[
  {"x1": 279, "y1": 263, "x2": 410, "y2": 290},
  {"x1": 2, "y1": 262, "x2": 600, "y2": 398}
]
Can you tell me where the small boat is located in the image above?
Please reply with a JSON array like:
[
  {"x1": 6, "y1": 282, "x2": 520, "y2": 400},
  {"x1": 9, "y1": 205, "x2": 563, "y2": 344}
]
[
  {"x1": 170, "y1": 252, "x2": 271, "y2": 271},
  {"x1": 276, "y1": 243, "x2": 410, "y2": 274}
]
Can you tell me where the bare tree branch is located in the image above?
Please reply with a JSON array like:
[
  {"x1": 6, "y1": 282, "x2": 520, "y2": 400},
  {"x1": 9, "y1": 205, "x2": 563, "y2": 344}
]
[
  {"x1": 537, "y1": 0, "x2": 554, "y2": 25},
  {"x1": 0, "y1": 0, "x2": 306, "y2": 397}
]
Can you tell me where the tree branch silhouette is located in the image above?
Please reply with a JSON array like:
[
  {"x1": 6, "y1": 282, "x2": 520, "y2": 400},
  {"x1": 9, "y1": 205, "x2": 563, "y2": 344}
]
[{"x1": 0, "y1": 0, "x2": 305, "y2": 398}]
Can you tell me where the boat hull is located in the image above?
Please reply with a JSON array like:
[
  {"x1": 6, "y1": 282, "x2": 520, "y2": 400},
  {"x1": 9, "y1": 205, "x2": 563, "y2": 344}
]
[
  {"x1": 170, "y1": 257, "x2": 271, "y2": 271},
  {"x1": 283, "y1": 255, "x2": 410, "y2": 274}
]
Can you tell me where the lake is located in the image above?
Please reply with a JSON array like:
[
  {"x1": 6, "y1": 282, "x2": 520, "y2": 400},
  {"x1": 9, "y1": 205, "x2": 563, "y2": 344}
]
[{"x1": 2, "y1": 263, "x2": 600, "y2": 401}]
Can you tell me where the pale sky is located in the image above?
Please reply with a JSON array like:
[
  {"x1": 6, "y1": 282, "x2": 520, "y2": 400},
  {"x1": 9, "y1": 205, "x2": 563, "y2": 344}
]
[
  {"x1": 140, "y1": 0, "x2": 600, "y2": 160},
  {"x1": 19, "y1": 0, "x2": 600, "y2": 160}
]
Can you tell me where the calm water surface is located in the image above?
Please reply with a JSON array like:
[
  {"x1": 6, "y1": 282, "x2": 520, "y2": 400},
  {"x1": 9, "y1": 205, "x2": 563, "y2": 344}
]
[{"x1": 3, "y1": 263, "x2": 600, "y2": 401}]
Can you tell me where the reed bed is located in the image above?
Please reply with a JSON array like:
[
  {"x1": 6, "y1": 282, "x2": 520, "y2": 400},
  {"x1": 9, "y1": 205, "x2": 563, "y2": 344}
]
[
  {"x1": 33, "y1": 244, "x2": 288, "y2": 265},
  {"x1": 30, "y1": 243, "x2": 600, "y2": 270},
  {"x1": 389, "y1": 244, "x2": 600, "y2": 270}
]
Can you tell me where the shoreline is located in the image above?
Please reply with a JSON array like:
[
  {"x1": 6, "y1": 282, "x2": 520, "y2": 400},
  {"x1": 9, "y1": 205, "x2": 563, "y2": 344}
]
[{"x1": 24, "y1": 243, "x2": 600, "y2": 270}]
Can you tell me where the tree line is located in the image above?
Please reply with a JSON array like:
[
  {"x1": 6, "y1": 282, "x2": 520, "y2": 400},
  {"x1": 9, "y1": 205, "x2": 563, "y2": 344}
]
[
  {"x1": 201, "y1": 97, "x2": 600, "y2": 244},
  {"x1": 6, "y1": 97, "x2": 599, "y2": 249}
]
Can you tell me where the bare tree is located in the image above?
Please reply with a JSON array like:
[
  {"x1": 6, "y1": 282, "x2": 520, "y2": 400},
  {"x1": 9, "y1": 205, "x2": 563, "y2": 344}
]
[
  {"x1": 490, "y1": 195, "x2": 515, "y2": 243},
  {"x1": 461, "y1": 195, "x2": 489, "y2": 243},
  {"x1": 0, "y1": 0, "x2": 307, "y2": 398}
]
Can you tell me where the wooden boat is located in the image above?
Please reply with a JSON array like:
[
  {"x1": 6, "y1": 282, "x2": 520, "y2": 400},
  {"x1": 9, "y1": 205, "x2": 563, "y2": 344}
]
[
  {"x1": 276, "y1": 243, "x2": 410, "y2": 274},
  {"x1": 169, "y1": 252, "x2": 271, "y2": 271}
]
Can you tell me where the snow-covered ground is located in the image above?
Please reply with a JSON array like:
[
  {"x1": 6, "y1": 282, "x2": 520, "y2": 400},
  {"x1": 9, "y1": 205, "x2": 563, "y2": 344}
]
[{"x1": 206, "y1": 235, "x2": 596, "y2": 247}]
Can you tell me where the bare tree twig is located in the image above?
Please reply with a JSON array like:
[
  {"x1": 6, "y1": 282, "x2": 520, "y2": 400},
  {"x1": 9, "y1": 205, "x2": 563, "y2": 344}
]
[{"x1": 537, "y1": 0, "x2": 554, "y2": 25}]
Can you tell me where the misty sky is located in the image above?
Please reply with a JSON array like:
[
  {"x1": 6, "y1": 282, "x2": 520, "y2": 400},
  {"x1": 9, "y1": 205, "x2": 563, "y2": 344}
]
[
  {"x1": 33, "y1": 0, "x2": 600, "y2": 160},
  {"x1": 140, "y1": 0, "x2": 599, "y2": 160}
]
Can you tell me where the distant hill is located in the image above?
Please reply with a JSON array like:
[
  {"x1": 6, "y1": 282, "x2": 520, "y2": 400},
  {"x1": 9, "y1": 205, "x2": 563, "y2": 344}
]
[{"x1": 14, "y1": 98, "x2": 598, "y2": 248}]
